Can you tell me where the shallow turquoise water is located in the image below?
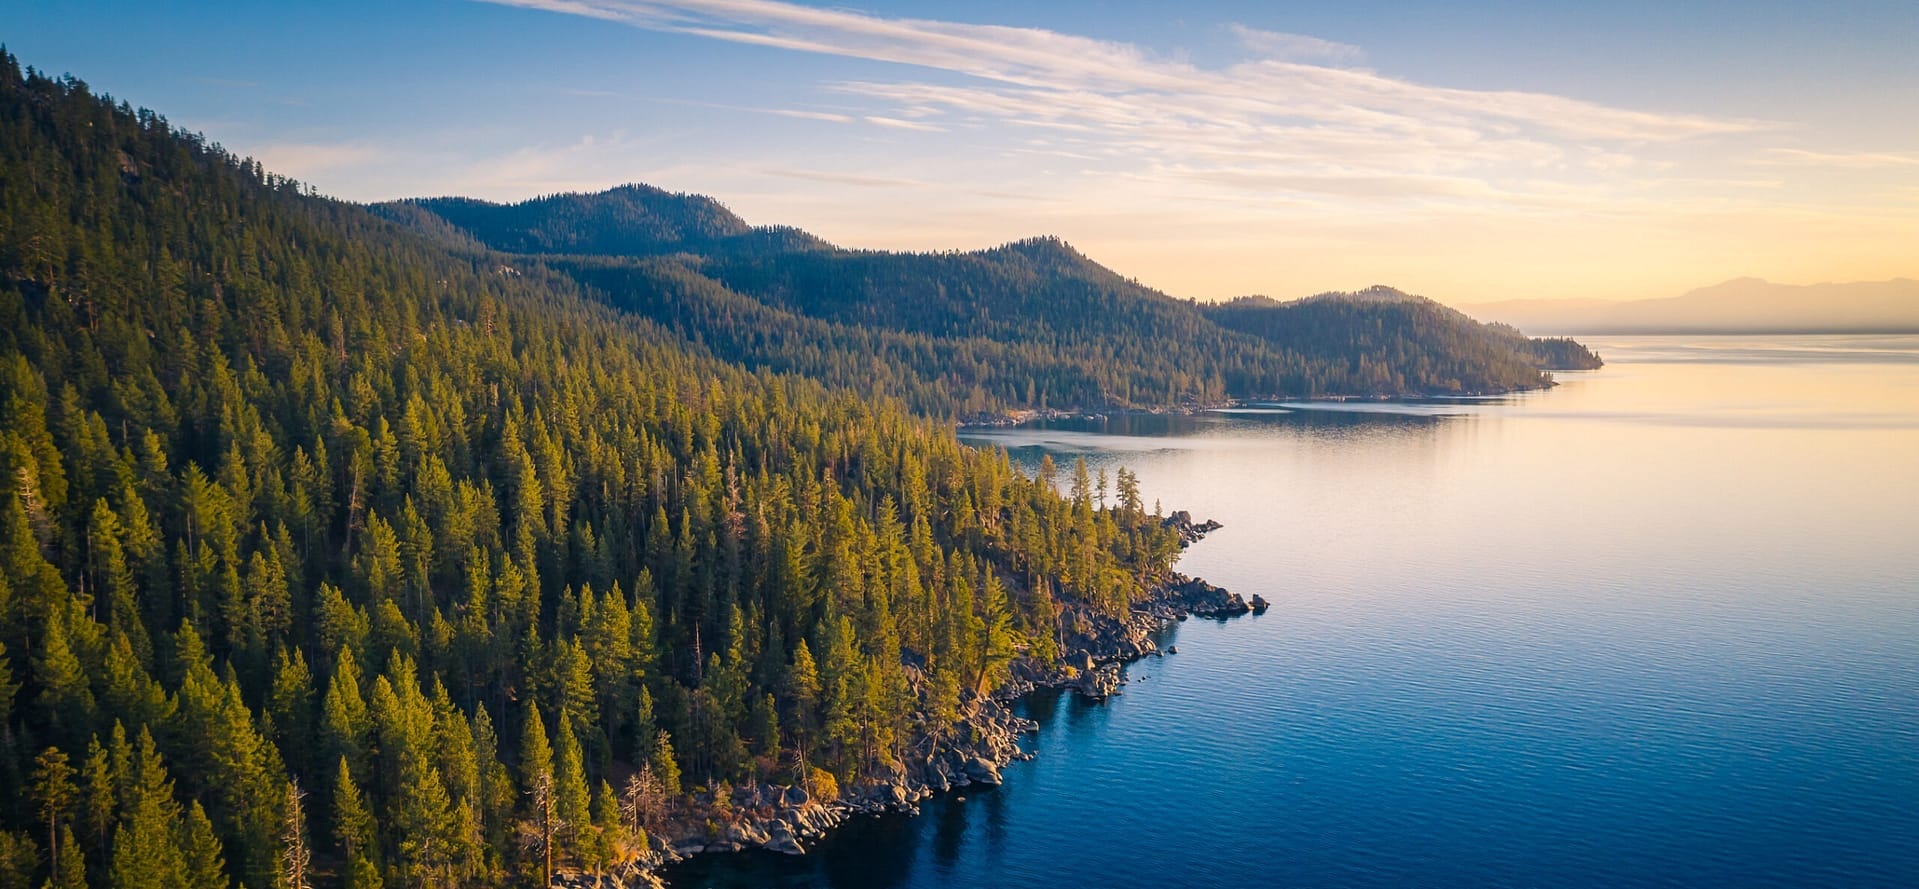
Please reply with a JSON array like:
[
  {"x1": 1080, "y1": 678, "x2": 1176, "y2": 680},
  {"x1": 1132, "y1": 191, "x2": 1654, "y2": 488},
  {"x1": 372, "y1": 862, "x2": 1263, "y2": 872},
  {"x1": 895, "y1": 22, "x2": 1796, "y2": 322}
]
[{"x1": 665, "y1": 335, "x2": 1919, "y2": 888}]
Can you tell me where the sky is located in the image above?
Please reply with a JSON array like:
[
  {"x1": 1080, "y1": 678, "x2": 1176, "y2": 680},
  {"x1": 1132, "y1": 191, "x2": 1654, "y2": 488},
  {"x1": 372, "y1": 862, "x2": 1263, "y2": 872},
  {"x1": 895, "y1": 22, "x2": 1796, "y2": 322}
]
[{"x1": 5, "y1": 0, "x2": 1918, "y2": 304}]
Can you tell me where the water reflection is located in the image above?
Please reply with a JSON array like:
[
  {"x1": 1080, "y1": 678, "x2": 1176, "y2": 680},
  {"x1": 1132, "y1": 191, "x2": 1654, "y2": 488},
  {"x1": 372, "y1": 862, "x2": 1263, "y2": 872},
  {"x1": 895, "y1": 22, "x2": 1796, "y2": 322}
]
[
  {"x1": 664, "y1": 335, "x2": 1919, "y2": 889},
  {"x1": 930, "y1": 796, "x2": 967, "y2": 870}
]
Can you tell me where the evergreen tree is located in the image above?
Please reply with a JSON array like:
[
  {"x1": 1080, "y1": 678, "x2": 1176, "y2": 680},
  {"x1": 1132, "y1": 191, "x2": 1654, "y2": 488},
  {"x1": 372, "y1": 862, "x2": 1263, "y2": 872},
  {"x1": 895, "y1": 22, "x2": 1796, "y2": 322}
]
[
  {"x1": 48, "y1": 825, "x2": 84, "y2": 889},
  {"x1": 332, "y1": 758, "x2": 377, "y2": 870},
  {"x1": 552, "y1": 715, "x2": 591, "y2": 854},
  {"x1": 28, "y1": 748, "x2": 74, "y2": 889},
  {"x1": 181, "y1": 801, "x2": 228, "y2": 889},
  {"x1": 651, "y1": 732, "x2": 682, "y2": 798}
]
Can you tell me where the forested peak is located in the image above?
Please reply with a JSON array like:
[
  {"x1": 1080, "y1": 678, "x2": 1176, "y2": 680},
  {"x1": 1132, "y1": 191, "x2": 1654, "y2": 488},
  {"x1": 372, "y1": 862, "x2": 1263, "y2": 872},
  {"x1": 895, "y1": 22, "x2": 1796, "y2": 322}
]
[
  {"x1": 979, "y1": 235, "x2": 1084, "y2": 266},
  {"x1": 1297, "y1": 285, "x2": 1425, "y2": 306},
  {"x1": 1204, "y1": 284, "x2": 1601, "y2": 378},
  {"x1": 971, "y1": 236, "x2": 1148, "y2": 288},
  {"x1": 395, "y1": 182, "x2": 753, "y2": 256}
]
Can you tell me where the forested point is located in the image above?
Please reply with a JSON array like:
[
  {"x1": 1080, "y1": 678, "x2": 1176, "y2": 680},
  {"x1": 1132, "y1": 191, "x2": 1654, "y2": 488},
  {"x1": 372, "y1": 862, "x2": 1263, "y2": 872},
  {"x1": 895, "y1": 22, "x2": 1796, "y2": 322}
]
[
  {"x1": 0, "y1": 51, "x2": 1189, "y2": 888},
  {"x1": 382, "y1": 188, "x2": 1601, "y2": 418}
]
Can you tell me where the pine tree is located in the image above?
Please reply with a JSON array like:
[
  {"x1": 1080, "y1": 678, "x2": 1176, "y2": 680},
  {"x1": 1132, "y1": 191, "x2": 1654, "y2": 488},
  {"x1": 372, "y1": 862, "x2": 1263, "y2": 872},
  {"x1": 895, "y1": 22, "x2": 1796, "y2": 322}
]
[
  {"x1": 391, "y1": 757, "x2": 454, "y2": 888},
  {"x1": 321, "y1": 656, "x2": 370, "y2": 777},
  {"x1": 782, "y1": 638, "x2": 819, "y2": 752},
  {"x1": 553, "y1": 715, "x2": 590, "y2": 854},
  {"x1": 332, "y1": 758, "x2": 377, "y2": 868},
  {"x1": 28, "y1": 747, "x2": 75, "y2": 886},
  {"x1": 33, "y1": 615, "x2": 94, "y2": 746},
  {"x1": 181, "y1": 801, "x2": 228, "y2": 889},
  {"x1": 585, "y1": 780, "x2": 620, "y2": 876},
  {"x1": 268, "y1": 650, "x2": 316, "y2": 779},
  {"x1": 78, "y1": 739, "x2": 112, "y2": 860},
  {"x1": 516, "y1": 703, "x2": 556, "y2": 887},
  {"x1": 651, "y1": 732, "x2": 681, "y2": 798},
  {"x1": 48, "y1": 825, "x2": 83, "y2": 889},
  {"x1": 109, "y1": 753, "x2": 183, "y2": 889},
  {"x1": 749, "y1": 692, "x2": 780, "y2": 761},
  {"x1": 0, "y1": 831, "x2": 35, "y2": 889},
  {"x1": 630, "y1": 686, "x2": 656, "y2": 764}
]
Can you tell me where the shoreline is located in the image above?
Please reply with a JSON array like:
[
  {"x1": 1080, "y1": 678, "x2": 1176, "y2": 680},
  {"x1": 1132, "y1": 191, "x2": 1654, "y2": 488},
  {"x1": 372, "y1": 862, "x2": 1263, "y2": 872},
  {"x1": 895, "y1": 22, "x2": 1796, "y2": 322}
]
[
  {"x1": 592, "y1": 518, "x2": 1249, "y2": 888},
  {"x1": 952, "y1": 382, "x2": 1573, "y2": 429}
]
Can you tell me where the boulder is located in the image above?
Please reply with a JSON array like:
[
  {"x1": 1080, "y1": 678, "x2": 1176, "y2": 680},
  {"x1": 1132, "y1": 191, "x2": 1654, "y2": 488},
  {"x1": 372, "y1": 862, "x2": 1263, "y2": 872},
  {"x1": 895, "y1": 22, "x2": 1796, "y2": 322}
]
[
  {"x1": 963, "y1": 757, "x2": 1002, "y2": 785},
  {"x1": 671, "y1": 838, "x2": 708, "y2": 857},
  {"x1": 1074, "y1": 663, "x2": 1122, "y2": 700},
  {"x1": 766, "y1": 824, "x2": 805, "y2": 856}
]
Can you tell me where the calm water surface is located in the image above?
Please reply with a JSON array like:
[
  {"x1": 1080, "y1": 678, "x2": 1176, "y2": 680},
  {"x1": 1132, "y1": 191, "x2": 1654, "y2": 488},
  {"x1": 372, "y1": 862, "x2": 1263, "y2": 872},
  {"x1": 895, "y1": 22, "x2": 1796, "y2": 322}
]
[{"x1": 665, "y1": 335, "x2": 1919, "y2": 888}]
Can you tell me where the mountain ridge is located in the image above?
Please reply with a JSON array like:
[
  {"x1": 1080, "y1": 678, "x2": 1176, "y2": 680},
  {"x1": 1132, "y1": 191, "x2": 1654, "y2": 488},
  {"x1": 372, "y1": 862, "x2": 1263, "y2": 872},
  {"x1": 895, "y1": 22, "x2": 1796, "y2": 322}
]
[{"x1": 381, "y1": 187, "x2": 1601, "y2": 411}]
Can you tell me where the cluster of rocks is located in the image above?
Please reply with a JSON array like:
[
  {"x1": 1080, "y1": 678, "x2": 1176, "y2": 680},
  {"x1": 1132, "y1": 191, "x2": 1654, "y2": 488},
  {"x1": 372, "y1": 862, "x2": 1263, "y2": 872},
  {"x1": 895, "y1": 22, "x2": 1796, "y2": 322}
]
[
  {"x1": 1161, "y1": 509, "x2": 1224, "y2": 547},
  {"x1": 553, "y1": 867, "x2": 668, "y2": 889},
  {"x1": 1152, "y1": 575, "x2": 1253, "y2": 618}
]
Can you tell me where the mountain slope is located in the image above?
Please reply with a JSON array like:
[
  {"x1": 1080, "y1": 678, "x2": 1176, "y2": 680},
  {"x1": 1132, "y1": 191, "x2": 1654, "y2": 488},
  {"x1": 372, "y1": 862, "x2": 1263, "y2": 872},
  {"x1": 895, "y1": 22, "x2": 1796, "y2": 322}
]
[
  {"x1": 381, "y1": 186, "x2": 832, "y2": 258},
  {"x1": 1204, "y1": 287, "x2": 1600, "y2": 394},
  {"x1": 0, "y1": 50, "x2": 1189, "y2": 889},
  {"x1": 1459, "y1": 278, "x2": 1919, "y2": 334},
  {"x1": 392, "y1": 189, "x2": 1601, "y2": 409}
]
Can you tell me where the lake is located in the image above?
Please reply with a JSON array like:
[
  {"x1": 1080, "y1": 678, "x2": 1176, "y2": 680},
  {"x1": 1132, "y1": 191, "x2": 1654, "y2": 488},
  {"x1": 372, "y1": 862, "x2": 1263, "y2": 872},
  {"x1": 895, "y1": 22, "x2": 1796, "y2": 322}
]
[{"x1": 663, "y1": 334, "x2": 1919, "y2": 888}]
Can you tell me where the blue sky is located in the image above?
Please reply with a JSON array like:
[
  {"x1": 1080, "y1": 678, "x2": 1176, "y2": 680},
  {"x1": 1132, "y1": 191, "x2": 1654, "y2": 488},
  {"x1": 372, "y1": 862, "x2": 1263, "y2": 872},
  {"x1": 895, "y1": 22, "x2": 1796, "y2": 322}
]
[{"x1": 5, "y1": 0, "x2": 1917, "y2": 302}]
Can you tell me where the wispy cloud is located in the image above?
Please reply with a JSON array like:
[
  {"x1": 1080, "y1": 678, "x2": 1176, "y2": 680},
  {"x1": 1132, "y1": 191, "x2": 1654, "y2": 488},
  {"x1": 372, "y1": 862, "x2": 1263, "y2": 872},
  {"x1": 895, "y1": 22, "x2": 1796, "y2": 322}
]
[
  {"x1": 1228, "y1": 24, "x2": 1363, "y2": 65},
  {"x1": 1756, "y1": 148, "x2": 1919, "y2": 169},
  {"x1": 474, "y1": 0, "x2": 1769, "y2": 212},
  {"x1": 766, "y1": 108, "x2": 854, "y2": 123},
  {"x1": 863, "y1": 115, "x2": 944, "y2": 133}
]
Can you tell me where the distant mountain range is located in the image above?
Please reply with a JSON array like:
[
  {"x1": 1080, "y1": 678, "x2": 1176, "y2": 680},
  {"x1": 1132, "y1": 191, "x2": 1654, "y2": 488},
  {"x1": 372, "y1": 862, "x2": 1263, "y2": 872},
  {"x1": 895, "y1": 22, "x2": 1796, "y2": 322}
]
[
  {"x1": 374, "y1": 186, "x2": 1600, "y2": 414},
  {"x1": 1457, "y1": 278, "x2": 1919, "y2": 334}
]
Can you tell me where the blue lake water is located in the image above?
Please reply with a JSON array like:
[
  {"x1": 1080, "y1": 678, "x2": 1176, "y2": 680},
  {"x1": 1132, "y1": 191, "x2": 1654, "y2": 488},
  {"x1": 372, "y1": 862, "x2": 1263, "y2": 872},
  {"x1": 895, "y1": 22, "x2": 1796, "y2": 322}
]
[{"x1": 664, "y1": 335, "x2": 1919, "y2": 888}]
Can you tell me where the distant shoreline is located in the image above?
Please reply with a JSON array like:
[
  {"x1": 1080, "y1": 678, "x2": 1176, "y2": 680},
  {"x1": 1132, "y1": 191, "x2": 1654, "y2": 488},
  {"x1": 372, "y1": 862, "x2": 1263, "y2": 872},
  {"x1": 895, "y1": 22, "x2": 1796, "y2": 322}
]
[
  {"x1": 1525, "y1": 328, "x2": 1919, "y2": 337},
  {"x1": 954, "y1": 386, "x2": 1562, "y2": 429}
]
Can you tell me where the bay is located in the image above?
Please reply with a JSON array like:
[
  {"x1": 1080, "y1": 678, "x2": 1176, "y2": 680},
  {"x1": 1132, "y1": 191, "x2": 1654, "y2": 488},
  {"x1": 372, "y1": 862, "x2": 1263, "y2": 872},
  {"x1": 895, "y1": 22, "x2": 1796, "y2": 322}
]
[{"x1": 665, "y1": 334, "x2": 1919, "y2": 888}]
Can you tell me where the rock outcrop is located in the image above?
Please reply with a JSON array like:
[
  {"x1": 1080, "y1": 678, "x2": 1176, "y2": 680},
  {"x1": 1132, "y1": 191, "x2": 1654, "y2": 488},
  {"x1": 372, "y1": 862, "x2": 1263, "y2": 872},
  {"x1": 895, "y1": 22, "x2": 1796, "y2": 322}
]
[
  {"x1": 1155, "y1": 576, "x2": 1251, "y2": 618},
  {"x1": 1162, "y1": 510, "x2": 1223, "y2": 547}
]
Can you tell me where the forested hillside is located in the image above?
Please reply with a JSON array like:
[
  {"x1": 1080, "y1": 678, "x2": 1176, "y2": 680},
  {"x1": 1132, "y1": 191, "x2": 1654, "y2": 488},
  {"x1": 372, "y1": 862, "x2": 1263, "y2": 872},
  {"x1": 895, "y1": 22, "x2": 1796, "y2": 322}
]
[
  {"x1": 1203, "y1": 289, "x2": 1601, "y2": 394},
  {"x1": 388, "y1": 192, "x2": 1601, "y2": 414},
  {"x1": 0, "y1": 52, "x2": 1186, "y2": 889}
]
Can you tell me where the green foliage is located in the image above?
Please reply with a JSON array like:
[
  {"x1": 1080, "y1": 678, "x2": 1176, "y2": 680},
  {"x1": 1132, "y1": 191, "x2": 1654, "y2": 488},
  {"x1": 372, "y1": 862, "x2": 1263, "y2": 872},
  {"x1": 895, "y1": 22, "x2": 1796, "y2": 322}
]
[
  {"x1": 0, "y1": 831, "x2": 36, "y2": 889},
  {"x1": 0, "y1": 49, "x2": 1191, "y2": 887},
  {"x1": 332, "y1": 758, "x2": 376, "y2": 867}
]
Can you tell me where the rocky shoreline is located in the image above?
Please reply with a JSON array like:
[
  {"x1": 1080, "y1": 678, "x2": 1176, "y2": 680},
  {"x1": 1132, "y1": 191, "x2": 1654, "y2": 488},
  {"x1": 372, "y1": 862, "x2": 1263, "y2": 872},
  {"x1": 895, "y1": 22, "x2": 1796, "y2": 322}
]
[{"x1": 570, "y1": 517, "x2": 1249, "y2": 888}]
